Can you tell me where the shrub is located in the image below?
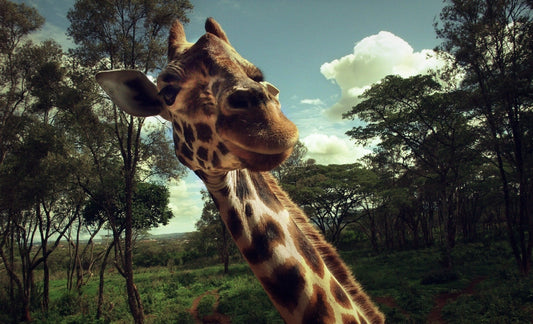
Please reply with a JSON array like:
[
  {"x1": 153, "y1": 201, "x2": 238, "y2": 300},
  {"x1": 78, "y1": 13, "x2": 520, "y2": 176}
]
[
  {"x1": 197, "y1": 293, "x2": 217, "y2": 318},
  {"x1": 53, "y1": 292, "x2": 81, "y2": 316},
  {"x1": 175, "y1": 271, "x2": 196, "y2": 286},
  {"x1": 163, "y1": 281, "x2": 180, "y2": 299},
  {"x1": 396, "y1": 283, "x2": 433, "y2": 319}
]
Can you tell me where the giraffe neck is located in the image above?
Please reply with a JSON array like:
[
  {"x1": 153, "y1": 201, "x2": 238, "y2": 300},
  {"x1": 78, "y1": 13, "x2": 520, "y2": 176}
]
[{"x1": 197, "y1": 169, "x2": 384, "y2": 324}]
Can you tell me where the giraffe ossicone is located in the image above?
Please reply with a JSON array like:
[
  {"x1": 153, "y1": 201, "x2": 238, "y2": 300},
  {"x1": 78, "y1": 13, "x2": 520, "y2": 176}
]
[{"x1": 96, "y1": 17, "x2": 384, "y2": 324}]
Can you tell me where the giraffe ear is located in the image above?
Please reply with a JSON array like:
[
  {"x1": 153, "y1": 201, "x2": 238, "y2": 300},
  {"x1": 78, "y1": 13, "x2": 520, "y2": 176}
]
[
  {"x1": 96, "y1": 70, "x2": 166, "y2": 118},
  {"x1": 205, "y1": 17, "x2": 230, "y2": 44},
  {"x1": 168, "y1": 19, "x2": 192, "y2": 60}
]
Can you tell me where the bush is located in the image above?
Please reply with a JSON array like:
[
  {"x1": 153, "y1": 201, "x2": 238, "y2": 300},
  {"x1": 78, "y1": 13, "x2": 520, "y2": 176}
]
[
  {"x1": 176, "y1": 271, "x2": 196, "y2": 286},
  {"x1": 197, "y1": 293, "x2": 217, "y2": 318},
  {"x1": 163, "y1": 281, "x2": 181, "y2": 299},
  {"x1": 396, "y1": 283, "x2": 433, "y2": 320},
  {"x1": 53, "y1": 292, "x2": 81, "y2": 316}
]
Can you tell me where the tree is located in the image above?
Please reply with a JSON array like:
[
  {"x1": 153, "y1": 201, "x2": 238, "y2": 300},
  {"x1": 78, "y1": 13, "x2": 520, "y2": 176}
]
[
  {"x1": 357, "y1": 152, "x2": 413, "y2": 251},
  {"x1": 271, "y1": 140, "x2": 313, "y2": 183},
  {"x1": 194, "y1": 190, "x2": 237, "y2": 273},
  {"x1": 0, "y1": 117, "x2": 82, "y2": 321},
  {"x1": 67, "y1": 1, "x2": 192, "y2": 321},
  {"x1": 283, "y1": 163, "x2": 374, "y2": 245},
  {"x1": 435, "y1": 0, "x2": 533, "y2": 274},
  {"x1": 0, "y1": 0, "x2": 44, "y2": 165},
  {"x1": 344, "y1": 74, "x2": 479, "y2": 262},
  {"x1": 0, "y1": 19, "x2": 85, "y2": 318}
]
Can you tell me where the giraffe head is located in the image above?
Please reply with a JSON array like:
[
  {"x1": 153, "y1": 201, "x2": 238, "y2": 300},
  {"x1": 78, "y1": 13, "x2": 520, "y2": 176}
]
[{"x1": 96, "y1": 18, "x2": 298, "y2": 173}]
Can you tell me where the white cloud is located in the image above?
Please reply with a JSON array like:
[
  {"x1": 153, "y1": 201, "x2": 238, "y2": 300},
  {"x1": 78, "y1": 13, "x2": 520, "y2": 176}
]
[
  {"x1": 301, "y1": 133, "x2": 371, "y2": 165},
  {"x1": 300, "y1": 98, "x2": 325, "y2": 106},
  {"x1": 320, "y1": 31, "x2": 446, "y2": 120}
]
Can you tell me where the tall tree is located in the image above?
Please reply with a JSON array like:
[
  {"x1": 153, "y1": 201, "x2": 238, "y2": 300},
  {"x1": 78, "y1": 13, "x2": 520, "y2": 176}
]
[
  {"x1": 67, "y1": 1, "x2": 191, "y2": 322},
  {"x1": 435, "y1": 0, "x2": 533, "y2": 274},
  {"x1": 0, "y1": 0, "x2": 44, "y2": 165},
  {"x1": 344, "y1": 74, "x2": 478, "y2": 262}
]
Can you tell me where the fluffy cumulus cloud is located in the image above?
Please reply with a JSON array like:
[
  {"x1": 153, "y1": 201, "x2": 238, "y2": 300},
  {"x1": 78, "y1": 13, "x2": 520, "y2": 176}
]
[
  {"x1": 301, "y1": 133, "x2": 371, "y2": 165},
  {"x1": 320, "y1": 31, "x2": 445, "y2": 120}
]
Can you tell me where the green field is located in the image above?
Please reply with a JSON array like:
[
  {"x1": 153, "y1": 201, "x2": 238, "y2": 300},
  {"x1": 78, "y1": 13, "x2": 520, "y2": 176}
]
[{"x1": 22, "y1": 240, "x2": 533, "y2": 323}]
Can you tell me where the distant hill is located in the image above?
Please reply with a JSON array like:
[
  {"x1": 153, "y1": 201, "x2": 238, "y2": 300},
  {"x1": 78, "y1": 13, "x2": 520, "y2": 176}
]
[{"x1": 151, "y1": 232, "x2": 191, "y2": 240}]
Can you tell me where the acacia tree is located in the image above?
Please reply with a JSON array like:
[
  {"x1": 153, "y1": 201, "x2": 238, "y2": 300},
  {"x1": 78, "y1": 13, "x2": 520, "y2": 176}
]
[
  {"x1": 67, "y1": 1, "x2": 192, "y2": 321},
  {"x1": 344, "y1": 74, "x2": 478, "y2": 263},
  {"x1": 435, "y1": 0, "x2": 533, "y2": 274},
  {"x1": 283, "y1": 163, "x2": 375, "y2": 245}
]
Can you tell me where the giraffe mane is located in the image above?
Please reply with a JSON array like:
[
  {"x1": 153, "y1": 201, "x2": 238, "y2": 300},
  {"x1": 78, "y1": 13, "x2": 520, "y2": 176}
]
[{"x1": 262, "y1": 172, "x2": 385, "y2": 323}]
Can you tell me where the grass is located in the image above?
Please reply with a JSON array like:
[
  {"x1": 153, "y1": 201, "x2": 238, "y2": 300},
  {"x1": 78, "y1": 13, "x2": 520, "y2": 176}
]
[{"x1": 24, "y1": 240, "x2": 533, "y2": 323}]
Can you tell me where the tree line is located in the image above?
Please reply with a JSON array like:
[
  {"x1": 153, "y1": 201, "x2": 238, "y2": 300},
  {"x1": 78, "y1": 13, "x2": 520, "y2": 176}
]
[{"x1": 0, "y1": 0, "x2": 532, "y2": 323}]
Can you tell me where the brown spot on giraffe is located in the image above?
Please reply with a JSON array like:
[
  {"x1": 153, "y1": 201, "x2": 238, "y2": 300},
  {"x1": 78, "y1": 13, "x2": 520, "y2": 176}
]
[
  {"x1": 235, "y1": 170, "x2": 251, "y2": 200},
  {"x1": 195, "y1": 122, "x2": 213, "y2": 142},
  {"x1": 242, "y1": 218, "x2": 285, "y2": 264},
  {"x1": 302, "y1": 284, "x2": 335, "y2": 324},
  {"x1": 260, "y1": 261, "x2": 305, "y2": 313},
  {"x1": 196, "y1": 146, "x2": 208, "y2": 161},
  {"x1": 249, "y1": 172, "x2": 283, "y2": 212},
  {"x1": 225, "y1": 207, "x2": 243, "y2": 240},
  {"x1": 331, "y1": 277, "x2": 352, "y2": 309},
  {"x1": 289, "y1": 221, "x2": 325, "y2": 278}
]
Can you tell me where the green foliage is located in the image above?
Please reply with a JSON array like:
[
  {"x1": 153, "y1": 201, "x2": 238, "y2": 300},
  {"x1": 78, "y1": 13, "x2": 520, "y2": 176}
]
[
  {"x1": 151, "y1": 304, "x2": 194, "y2": 324},
  {"x1": 53, "y1": 292, "x2": 82, "y2": 317},
  {"x1": 282, "y1": 163, "x2": 378, "y2": 244},
  {"x1": 442, "y1": 276, "x2": 533, "y2": 323},
  {"x1": 67, "y1": 0, "x2": 192, "y2": 69},
  {"x1": 0, "y1": 0, "x2": 44, "y2": 53},
  {"x1": 218, "y1": 276, "x2": 282, "y2": 323},
  {"x1": 435, "y1": 0, "x2": 533, "y2": 275},
  {"x1": 196, "y1": 293, "x2": 217, "y2": 318}
]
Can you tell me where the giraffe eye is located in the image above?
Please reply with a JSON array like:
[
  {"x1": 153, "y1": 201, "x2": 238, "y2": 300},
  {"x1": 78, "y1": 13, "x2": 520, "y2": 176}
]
[{"x1": 159, "y1": 85, "x2": 181, "y2": 106}]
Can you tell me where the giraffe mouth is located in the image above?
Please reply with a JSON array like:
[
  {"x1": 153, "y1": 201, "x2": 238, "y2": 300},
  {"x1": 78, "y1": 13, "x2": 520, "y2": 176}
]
[{"x1": 224, "y1": 140, "x2": 293, "y2": 171}]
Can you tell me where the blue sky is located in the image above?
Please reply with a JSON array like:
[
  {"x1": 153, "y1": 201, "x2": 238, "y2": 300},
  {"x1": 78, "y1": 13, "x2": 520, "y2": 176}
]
[{"x1": 19, "y1": 0, "x2": 447, "y2": 234}]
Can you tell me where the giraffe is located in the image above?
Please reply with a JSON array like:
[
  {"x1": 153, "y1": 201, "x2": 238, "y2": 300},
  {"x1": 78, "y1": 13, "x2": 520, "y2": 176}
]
[{"x1": 96, "y1": 18, "x2": 385, "y2": 324}]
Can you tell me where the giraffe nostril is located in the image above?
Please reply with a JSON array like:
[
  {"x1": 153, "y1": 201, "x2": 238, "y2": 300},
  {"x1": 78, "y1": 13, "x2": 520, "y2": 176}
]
[{"x1": 227, "y1": 89, "x2": 260, "y2": 110}]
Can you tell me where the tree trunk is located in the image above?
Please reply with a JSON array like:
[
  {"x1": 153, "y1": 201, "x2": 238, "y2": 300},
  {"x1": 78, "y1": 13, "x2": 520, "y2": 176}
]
[
  {"x1": 42, "y1": 245, "x2": 49, "y2": 312},
  {"x1": 124, "y1": 168, "x2": 144, "y2": 324},
  {"x1": 22, "y1": 261, "x2": 32, "y2": 322},
  {"x1": 97, "y1": 241, "x2": 114, "y2": 319}
]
